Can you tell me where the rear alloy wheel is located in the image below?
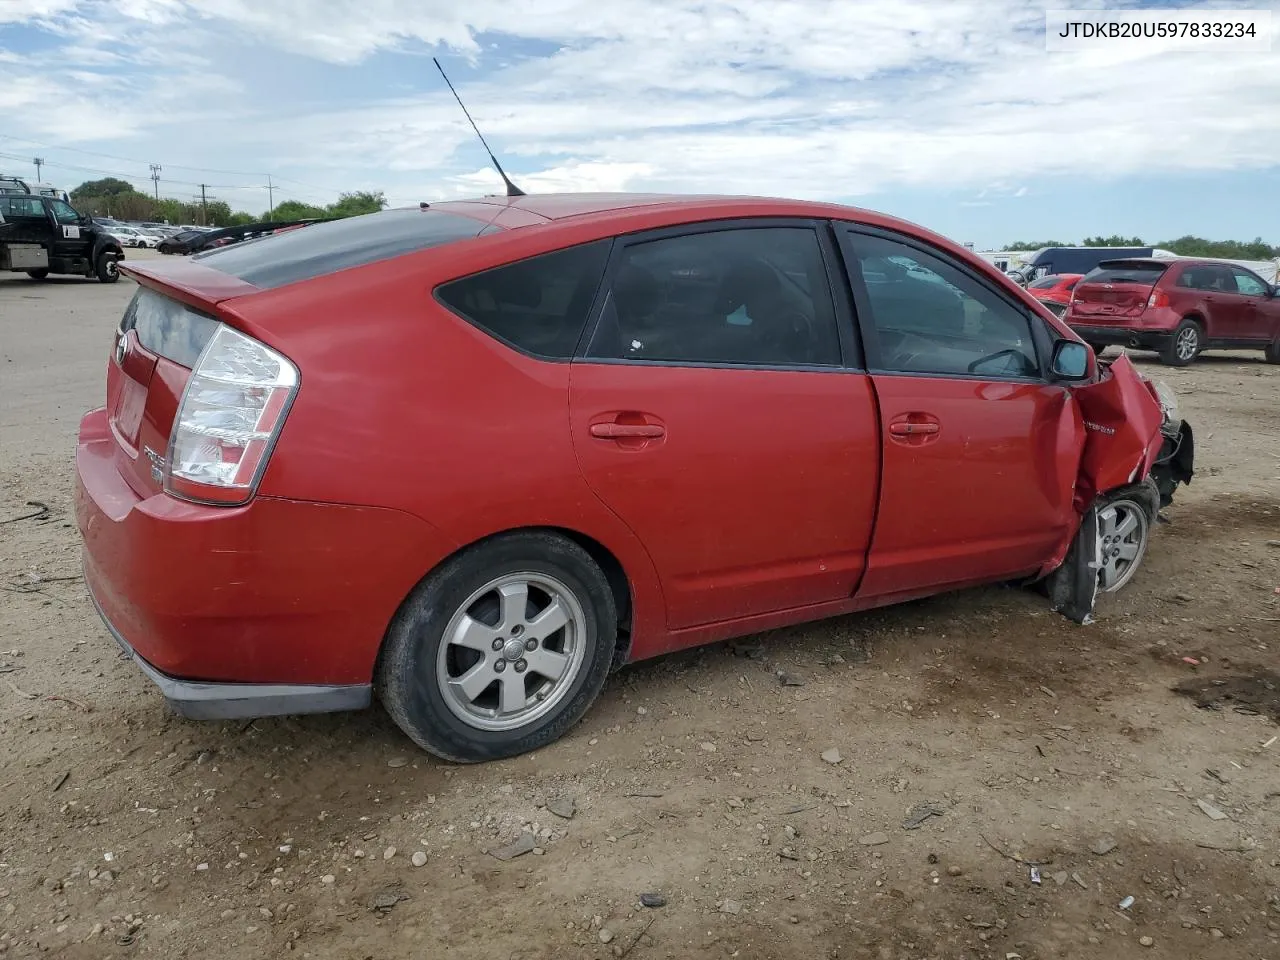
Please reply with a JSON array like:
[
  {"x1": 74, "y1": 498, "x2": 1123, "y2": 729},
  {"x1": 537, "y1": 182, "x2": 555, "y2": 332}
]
[
  {"x1": 95, "y1": 251, "x2": 120, "y2": 283},
  {"x1": 1161, "y1": 319, "x2": 1201, "y2": 366},
  {"x1": 26, "y1": 268, "x2": 49, "y2": 280},
  {"x1": 377, "y1": 532, "x2": 617, "y2": 762},
  {"x1": 1095, "y1": 497, "x2": 1150, "y2": 593}
]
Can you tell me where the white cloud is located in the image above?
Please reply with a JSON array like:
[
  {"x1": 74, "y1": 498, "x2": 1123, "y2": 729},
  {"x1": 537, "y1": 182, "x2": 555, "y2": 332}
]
[{"x1": 0, "y1": 0, "x2": 1277, "y2": 215}]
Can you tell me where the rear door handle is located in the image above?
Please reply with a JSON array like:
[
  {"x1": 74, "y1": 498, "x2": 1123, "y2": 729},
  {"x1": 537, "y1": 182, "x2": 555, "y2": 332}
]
[
  {"x1": 888, "y1": 422, "x2": 939, "y2": 436},
  {"x1": 590, "y1": 423, "x2": 666, "y2": 440}
]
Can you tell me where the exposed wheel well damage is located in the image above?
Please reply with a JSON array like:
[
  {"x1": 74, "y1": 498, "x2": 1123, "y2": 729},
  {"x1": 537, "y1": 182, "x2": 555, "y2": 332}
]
[{"x1": 1045, "y1": 479, "x2": 1159, "y2": 624}]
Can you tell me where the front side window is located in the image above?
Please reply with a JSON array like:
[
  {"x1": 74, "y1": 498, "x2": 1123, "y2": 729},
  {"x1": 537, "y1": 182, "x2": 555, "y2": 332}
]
[
  {"x1": 846, "y1": 231, "x2": 1039, "y2": 379},
  {"x1": 1230, "y1": 268, "x2": 1269, "y2": 296},
  {"x1": 50, "y1": 199, "x2": 80, "y2": 224},
  {"x1": 585, "y1": 226, "x2": 841, "y2": 367},
  {"x1": 436, "y1": 240, "x2": 611, "y2": 360}
]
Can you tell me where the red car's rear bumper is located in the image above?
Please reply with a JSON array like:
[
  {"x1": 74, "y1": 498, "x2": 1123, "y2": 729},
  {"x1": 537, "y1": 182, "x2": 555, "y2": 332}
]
[{"x1": 75, "y1": 408, "x2": 449, "y2": 718}]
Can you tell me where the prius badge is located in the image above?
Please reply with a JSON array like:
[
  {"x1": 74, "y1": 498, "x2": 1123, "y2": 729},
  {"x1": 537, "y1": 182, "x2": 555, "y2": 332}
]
[{"x1": 143, "y1": 446, "x2": 165, "y2": 484}]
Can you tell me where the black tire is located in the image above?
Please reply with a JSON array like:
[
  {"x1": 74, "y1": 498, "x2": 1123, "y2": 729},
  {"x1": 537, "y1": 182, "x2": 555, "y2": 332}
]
[
  {"x1": 26, "y1": 268, "x2": 49, "y2": 280},
  {"x1": 1159, "y1": 318, "x2": 1201, "y2": 366},
  {"x1": 1265, "y1": 339, "x2": 1280, "y2": 364},
  {"x1": 377, "y1": 532, "x2": 618, "y2": 763},
  {"x1": 1085, "y1": 341, "x2": 1107, "y2": 357},
  {"x1": 95, "y1": 251, "x2": 120, "y2": 283}
]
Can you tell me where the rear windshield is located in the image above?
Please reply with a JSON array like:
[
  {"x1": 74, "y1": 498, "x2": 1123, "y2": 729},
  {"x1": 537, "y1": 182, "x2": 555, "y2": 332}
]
[
  {"x1": 1083, "y1": 263, "x2": 1167, "y2": 284},
  {"x1": 1027, "y1": 276, "x2": 1060, "y2": 290},
  {"x1": 192, "y1": 208, "x2": 491, "y2": 290}
]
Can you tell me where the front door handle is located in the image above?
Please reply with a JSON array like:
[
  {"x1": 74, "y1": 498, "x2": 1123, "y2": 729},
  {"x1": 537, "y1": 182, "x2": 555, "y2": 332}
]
[
  {"x1": 888, "y1": 421, "x2": 939, "y2": 436},
  {"x1": 590, "y1": 422, "x2": 666, "y2": 440}
]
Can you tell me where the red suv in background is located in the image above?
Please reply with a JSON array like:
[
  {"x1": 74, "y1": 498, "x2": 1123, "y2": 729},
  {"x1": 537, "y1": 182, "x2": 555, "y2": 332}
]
[
  {"x1": 1066, "y1": 258, "x2": 1280, "y2": 366},
  {"x1": 1026, "y1": 273, "x2": 1082, "y2": 318}
]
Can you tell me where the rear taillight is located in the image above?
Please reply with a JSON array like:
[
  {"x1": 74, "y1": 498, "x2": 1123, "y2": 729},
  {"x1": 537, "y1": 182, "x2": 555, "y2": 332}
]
[
  {"x1": 165, "y1": 324, "x2": 299, "y2": 505},
  {"x1": 1147, "y1": 290, "x2": 1170, "y2": 308}
]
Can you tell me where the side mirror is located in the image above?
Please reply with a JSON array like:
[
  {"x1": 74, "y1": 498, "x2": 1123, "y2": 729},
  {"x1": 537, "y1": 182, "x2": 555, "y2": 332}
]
[{"x1": 1051, "y1": 340, "x2": 1090, "y2": 380}]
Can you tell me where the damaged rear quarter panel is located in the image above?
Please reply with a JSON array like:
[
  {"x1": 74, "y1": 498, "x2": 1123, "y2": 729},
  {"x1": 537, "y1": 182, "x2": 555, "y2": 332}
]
[{"x1": 1069, "y1": 353, "x2": 1164, "y2": 510}]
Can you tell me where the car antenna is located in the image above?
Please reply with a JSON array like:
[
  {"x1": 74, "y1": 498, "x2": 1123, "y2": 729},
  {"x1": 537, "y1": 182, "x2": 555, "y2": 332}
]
[{"x1": 432, "y1": 57, "x2": 525, "y2": 197}]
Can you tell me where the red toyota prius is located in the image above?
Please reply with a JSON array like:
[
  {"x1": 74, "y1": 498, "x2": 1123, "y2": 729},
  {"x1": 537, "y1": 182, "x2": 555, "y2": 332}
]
[{"x1": 75, "y1": 194, "x2": 1194, "y2": 762}]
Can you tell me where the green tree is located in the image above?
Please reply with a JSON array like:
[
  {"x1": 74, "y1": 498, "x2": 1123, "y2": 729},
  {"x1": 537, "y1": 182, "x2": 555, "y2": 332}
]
[
  {"x1": 1155, "y1": 235, "x2": 1279, "y2": 260},
  {"x1": 1082, "y1": 235, "x2": 1146, "y2": 247},
  {"x1": 326, "y1": 191, "x2": 387, "y2": 218},
  {"x1": 271, "y1": 199, "x2": 327, "y2": 221},
  {"x1": 70, "y1": 177, "x2": 137, "y2": 201},
  {"x1": 1004, "y1": 240, "x2": 1071, "y2": 251}
]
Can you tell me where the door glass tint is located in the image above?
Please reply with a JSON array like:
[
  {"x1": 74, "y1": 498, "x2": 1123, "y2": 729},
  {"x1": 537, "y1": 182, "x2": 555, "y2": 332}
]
[
  {"x1": 1177, "y1": 266, "x2": 1230, "y2": 290},
  {"x1": 848, "y1": 232, "x2": 1039, "y2": 379},
  {"x1": 436, "y1": 240, "x2": 611, "y2": 360},
  {"x1": 1230, "y1": 268, "x2": 1268, "y2": 296},
  {"x1": 50, "y1": 200, "x2": 79, "y2": 224},
  {"x1": 0, "y1": 196, "x2": 44, "y2": 219},
  {"x1": 586, "y1": 227, "x2": 840, "y2": 366}
]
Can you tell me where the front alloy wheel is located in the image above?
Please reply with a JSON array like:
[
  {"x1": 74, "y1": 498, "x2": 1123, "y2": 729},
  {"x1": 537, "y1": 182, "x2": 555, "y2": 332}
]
[{"x1": 1095, "y1": 498, "x2": 1149, "y2": 592}]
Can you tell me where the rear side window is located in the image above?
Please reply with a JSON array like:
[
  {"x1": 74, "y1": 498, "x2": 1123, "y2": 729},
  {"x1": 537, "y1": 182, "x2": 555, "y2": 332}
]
[
  {"x1": 193, "y1": 208, "x2": 489, "y2": 290},
  {"x1": 120, "y1": 289, "x2": 219, "y2": 368},
  {"x1": 0, "y1": 196, "x2": 44, "y2": 218},
  {"x1": 436, "y1": 241, "x2": 612, "y2": 360},
  {"x1": 585, "y1": 226, "x2": 842, "y2": 367},
  {"x1": 1084, "y1": 263, "x2": 1167, "y2": 284}
]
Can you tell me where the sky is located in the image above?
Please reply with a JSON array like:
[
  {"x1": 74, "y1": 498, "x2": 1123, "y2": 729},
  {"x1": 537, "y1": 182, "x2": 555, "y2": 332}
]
[{"x1": 0, "y1": 0, "x2": 1277, "y2": 249}]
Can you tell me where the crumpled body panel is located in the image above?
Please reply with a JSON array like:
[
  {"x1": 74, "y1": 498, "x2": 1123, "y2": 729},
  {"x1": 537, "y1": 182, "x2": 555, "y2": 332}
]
[
  {"x1": 1068, "y1": 354, "x2": 1164, "y2": 511},
  {"x1": 1042, "y1": 353, "x2": 1169, "y2": 623}
]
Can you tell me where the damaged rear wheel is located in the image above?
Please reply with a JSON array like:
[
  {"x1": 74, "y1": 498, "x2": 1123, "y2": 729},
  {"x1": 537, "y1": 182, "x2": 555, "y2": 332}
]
[{"x1": 1095, "y1": 497, "x2": 1149, "y2": 593}]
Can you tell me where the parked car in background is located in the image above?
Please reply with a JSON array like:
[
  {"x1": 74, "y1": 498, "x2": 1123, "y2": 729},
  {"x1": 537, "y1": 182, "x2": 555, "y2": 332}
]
[
  {"x1": 107, "y1": 225, "x2": 159, "y2": 248},
  {"x1": 1026, "y1": 273, "x2": 1083, "y2": 317},
  {"x1": 156, "y1": 219, "x2": 319, "y2": 255},
  {"x1": 1009, "y1": 246, "x2": 1171, "y2": 285},
  {"x1": 1066, "y1": 257, "x2": 1280, "y2": 365},
  {"x1": 156, "y1": 228, "x2": 210, "y2": 254},
  {"x1": 76, "y1": 195, "x2": 1193, "y2": 763}
]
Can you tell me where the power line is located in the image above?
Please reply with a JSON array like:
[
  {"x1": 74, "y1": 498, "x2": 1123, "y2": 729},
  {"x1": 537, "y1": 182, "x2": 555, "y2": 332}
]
[
  {"x1": 0, "y1": 133, "x2": 268, "y2": 178},
  {"x1": 0, "y1": 134, "x2": 351, "y2": 197}
]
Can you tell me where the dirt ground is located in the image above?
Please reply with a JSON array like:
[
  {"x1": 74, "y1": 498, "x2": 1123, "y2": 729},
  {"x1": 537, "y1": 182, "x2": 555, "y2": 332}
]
[{"x1": 1, "y1": 253, "x2": 1278, "y2": 960}]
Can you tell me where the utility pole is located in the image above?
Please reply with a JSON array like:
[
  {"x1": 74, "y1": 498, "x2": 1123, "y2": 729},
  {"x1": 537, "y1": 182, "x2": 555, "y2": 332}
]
[
  {"x1": 199, "y1": 184, "x2": 209, "y2": 224},
  {"x1": 150, "y1": 163, "x2": 162, "y2": 200},
  {"x1": 32, "y1": 157, "x2": 44, "y2": 180},
  {"x1": 266, "y1": 174, "x2": 275, "y2": 220}
]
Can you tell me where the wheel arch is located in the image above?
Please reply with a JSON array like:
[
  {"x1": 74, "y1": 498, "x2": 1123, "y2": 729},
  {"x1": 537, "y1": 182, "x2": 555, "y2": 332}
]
[{"x1": 377, "y1": 524, "x2": 637, "y2": 679}]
